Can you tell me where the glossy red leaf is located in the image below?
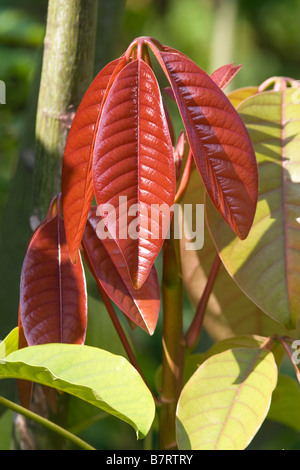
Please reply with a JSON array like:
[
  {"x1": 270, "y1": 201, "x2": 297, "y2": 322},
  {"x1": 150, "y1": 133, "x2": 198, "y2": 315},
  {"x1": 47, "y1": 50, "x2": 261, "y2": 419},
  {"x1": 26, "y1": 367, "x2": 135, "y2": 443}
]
[
  {"x1": 93, "y1": 58, "x2": 176, "y2": 288},
  {"x1": 210, "y1": 63, "x2": 242, "y2": 90},
  {"x1": 157, "y1": 48, "x2": 258, "y2": 239},
  {"x1": 82, "y1": 208, "x2": 160, "y2": 335},
  {"x1": 62, "y1": 56, "x2": 126, "y2": 262},
  {"x1": 20, "y1": 212, "x2": 87, "y2": 346}
]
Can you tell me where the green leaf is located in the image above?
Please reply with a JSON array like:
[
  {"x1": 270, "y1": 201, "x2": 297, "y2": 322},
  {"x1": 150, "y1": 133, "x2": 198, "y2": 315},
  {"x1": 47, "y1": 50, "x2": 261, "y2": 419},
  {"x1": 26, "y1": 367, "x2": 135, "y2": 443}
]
[
  {"x1": 176, "y1": 347, "x2": 278, "y2": 450},
  {"x1": 206, "y1": 88, "x2": 300, "y2": 330},
  {"x1": 183, "y1": 335, "x2": 284, "y2": 387},
  {"x1": 0, "y1": 327, "x2": 19, "y2": 359},
  {"x1": 226, "y1": 86, "x2": 258, "y2": 108},
  {"x1": 201, "y1": 335, "x2": 284, "y2": 366},
  {"x1": 267, "y1": 374, "x2": 300, "y2": 431},
  {"x1": 0, "y1": 343, "x2": 155, "y2": 439}
]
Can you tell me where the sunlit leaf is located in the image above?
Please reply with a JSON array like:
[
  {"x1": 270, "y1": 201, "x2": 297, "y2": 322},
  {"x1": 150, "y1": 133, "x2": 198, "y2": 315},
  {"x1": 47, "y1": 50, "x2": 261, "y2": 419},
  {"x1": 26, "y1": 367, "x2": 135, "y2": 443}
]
[
  {"x1": 0, "y1": 343, "x2": 155, "y2": 439},
  {"x1": 157, "y1": 47, "x2": 258, "y2": 239},
  {"x1": 0, "y1": 327, "x2": 18, "y2": 359},
  {"x1": 176, "y1": 348, "x2": 278, "y2": 450},
  {"x1": 210, "y1": 63, "x2": 242, "y2": 90},
  {"x1": 226, "y1": 86, "x2": 259, "y2": 108}
]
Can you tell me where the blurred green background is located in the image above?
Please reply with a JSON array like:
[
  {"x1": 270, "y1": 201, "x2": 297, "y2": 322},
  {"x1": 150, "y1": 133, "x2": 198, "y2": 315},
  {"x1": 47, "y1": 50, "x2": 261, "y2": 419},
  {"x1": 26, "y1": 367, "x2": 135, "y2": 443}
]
[{"x1": 0, "y1": 0, "x2": 300, "y2": 451}]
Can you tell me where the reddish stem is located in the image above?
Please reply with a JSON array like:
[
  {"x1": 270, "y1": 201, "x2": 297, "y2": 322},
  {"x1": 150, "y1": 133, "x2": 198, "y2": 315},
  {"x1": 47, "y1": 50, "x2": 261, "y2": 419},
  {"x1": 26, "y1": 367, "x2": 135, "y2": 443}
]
[
  {"x1": 185, "y1": 254, "x2": 221, "y2": 350},
  {"x1": 174, "y1": 148, "x2": 193, "y2": 203}
]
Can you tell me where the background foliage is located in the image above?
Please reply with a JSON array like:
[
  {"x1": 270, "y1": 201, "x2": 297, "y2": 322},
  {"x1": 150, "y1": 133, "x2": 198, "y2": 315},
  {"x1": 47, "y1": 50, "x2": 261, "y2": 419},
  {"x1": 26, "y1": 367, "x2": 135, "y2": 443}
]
[{"x1": 0, "y1": 0, "x2": 300, "y2": 450}]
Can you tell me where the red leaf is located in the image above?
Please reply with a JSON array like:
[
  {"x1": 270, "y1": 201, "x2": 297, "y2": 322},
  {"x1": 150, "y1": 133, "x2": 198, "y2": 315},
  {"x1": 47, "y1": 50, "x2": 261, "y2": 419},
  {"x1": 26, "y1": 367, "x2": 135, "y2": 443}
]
[
  {"x1": 157, "y1": 49, "x2": 258, "y2": 239},
  {"x1": 20, "y1": 212, "x2": 87, "y2": 346},
  {"x1": 93, "y1": 58, "x2": 176, "y2": 288},
  {"x1": 82, "y1": 208, "x2": 160, "y2": 335},
  {"x1": 210, "y1": 63, "x2": 242, "y2": 90},
  {"x1": 62, "y1": 56, "x2": 126, "y2": 262}
]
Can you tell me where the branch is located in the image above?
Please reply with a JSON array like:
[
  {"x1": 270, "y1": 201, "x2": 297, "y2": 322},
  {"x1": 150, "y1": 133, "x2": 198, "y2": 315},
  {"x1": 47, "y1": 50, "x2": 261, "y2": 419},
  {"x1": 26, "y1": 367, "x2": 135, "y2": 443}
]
[
  {"x1": 185, "y1": 254, "x2": 221, "y2": 350},
  {"x1": 0, "y1": 395, "x2": 95, "y2": 450}
]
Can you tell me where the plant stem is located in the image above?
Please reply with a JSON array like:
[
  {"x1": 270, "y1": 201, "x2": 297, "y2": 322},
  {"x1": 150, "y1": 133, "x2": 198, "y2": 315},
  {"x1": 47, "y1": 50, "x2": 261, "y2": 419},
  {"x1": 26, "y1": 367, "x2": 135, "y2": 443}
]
[
  {"x1": 34, "y1": 0, "x2": 99, "y2": 219},
  {"x1": 174, "y1": 149, "x2": 194, "y2": 203},
  {"x1": 185, "y1": 253, "x2": 221, "y2": 351},
  {"x1": 159, "y1": 218, "x2": 184, "y2": 450},
  {"x1": 0, "y1": 395, "x2": 95, "y2": 450}
]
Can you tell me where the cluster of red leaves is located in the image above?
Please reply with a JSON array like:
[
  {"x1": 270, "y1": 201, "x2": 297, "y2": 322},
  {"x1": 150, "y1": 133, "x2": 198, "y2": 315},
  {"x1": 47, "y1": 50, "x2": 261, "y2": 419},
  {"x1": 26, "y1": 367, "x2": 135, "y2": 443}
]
[{"x1": 18, "y1": 37, "x2": 258, "y2": 359}]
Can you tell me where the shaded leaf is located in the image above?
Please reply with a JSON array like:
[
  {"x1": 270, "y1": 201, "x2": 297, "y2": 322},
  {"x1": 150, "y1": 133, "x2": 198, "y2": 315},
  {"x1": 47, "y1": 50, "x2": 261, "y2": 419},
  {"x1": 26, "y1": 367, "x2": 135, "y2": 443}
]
[
  {"x1": 93, "y1": 58, "x2": 176, "y2": 288},
  {"x1": 206, "y1": 88, "x2": 300, "y2": 330},
  {"x1": 20, "y1": 212, "x2": 87, "y2": 346},
  {"x1": 85, "y1": 296, "x2": 130, "y2": 355},
  {"x1": 82, "y1": 208, "x2": 160, "y2": 335},
  {"x1": 62, "y1": 56, "x2": 126, "y2": 262},
  {"x1": 176, "y1": 348, "x2": 278, "y2": 450},
  {"x1": 267, "y1": 374, "x2": 300, "y2": 432},
  {"x1": 0, "y1": 343, "x2": 155, "y2": 439},
  {"x1": 158, "y1": 48, "x2": 258, "y2": 239}
]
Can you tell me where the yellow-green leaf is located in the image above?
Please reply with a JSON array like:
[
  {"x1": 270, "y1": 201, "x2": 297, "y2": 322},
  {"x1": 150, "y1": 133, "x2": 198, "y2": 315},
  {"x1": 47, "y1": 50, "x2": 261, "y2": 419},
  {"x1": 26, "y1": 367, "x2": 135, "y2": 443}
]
[
  {"x1": 227, "y1": 86, "x2": 258, "y2": 108},
  {"x1": 176, "y1": 348, "x2": 278, "y2": 450},
  {"x1": 0, "y1": 343, "x2": 155, "y2": 439}
]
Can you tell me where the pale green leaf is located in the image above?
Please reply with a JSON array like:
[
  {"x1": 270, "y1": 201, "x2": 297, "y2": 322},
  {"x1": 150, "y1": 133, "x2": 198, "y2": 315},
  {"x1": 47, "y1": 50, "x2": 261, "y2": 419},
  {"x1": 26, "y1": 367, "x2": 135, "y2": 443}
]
[
  {"x1": 0, "y1": 327, "x2": 19, "y2": 359},
  {"x1": 176, "y1": 348, "x2": 278, "y2": 450},
  {"x1": 0, "y1": 343, "x2": 155, "y2": 439},
  {"x1": 206, "y1": 88, "x2": 300, "y2": 330}
]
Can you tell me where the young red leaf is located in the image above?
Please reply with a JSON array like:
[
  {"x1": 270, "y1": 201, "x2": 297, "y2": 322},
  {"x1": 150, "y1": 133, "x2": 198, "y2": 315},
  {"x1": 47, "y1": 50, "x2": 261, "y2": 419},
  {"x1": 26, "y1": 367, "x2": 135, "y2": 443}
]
[
  {"x1": 82, "y1": 208, "x2": 160, "y2": 335},
  {"x1": 157, "y1": 48, "x2": 258, "y2": 239},
  {"x1": 20, "y1": 212, "x2": 87, "y2": 346},
  {"x1": 62, "y1": 56, "x2": 126, "y2": 262},
  {"x1": 210, "y1": 63, "x2": 242, "y2": 90},
  {"x1": 93, "y1": 58, "x2": 176, "y2": 288}
]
